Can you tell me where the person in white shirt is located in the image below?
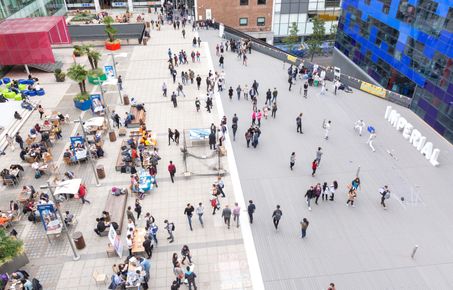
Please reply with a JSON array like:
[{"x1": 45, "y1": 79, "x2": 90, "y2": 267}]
[
  {"x1": 367, "y1": 132, "x2": 376, "y2": 152},
  {"x1": 354, "y1": 120, "x2": 366, "y2": 136},
  {"x1": 127, "y1": 219, "x2": 135, "y2": 232},
  {"x1": 35, "y1": 83, "x2": 41, "y2": 91},
  {"x1": 127, "y1": 234, "x2": 133, "y2": 256},
  {"x1": 232, "y1": 202, "x2": 241, "y2": 228},
  {"x1": 324, "y1": 120, "x2": 331, "y2": 140},
  {"x1": 196, "y1": 202, "x2": 204, "y2": 227}
]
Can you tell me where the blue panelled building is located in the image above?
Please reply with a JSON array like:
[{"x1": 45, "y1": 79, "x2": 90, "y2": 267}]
[{"x1": 335, "y1": 0, "x2": 453, "y2": 143}]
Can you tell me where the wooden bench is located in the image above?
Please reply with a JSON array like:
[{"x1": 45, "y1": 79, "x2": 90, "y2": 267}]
[
  {"x1": 105, "y1": 189, "x2": 128, "y2": 234},
  {"x1": 129, "y1": 106, "x2": 146, "y2": 128},
  {"x1": 116, "y1": 140, "x2": 129, "y2": 171},
  {"x1": 129, "y1": 130, "x2": 151, "y2": 138}
]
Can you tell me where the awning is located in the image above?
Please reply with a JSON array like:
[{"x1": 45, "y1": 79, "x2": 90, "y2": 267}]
[{"x1": 54, "y1": 179, "x2": 82, "y2": 196}]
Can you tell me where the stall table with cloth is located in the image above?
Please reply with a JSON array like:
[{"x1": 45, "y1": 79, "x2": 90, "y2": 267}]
[
  {"x1": 139, "y1": 172, "x2": 154, "y2": 192},
  {"x1": 131, "y1": 228, "x2": 147, "y2": 254}
]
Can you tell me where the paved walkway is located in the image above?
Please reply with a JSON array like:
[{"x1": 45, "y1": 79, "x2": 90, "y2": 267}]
[
  {"x1": 199, "y1": 29, "x2": 453, "y2": 289},
  {"x1": 0, "y1": 19, "x2": 253, "y2": 290}
]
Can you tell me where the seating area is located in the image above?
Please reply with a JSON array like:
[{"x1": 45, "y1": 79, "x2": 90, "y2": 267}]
[
  {"x1": 128, "y1": 106, "x2": 146, "y2": 128},
  {"x1": 0, "y1": 77, "x2": 46, "y2": 101},
  {"x1": 104, "y1": 188, "x2": 128, "y2": 234}
]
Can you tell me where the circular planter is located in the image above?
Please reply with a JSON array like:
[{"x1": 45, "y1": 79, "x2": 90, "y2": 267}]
[
  {"x1": 74, "y1": 99, "x2": 92, "y2": 111},
  {"x1": 105, "y1": 41, "x2": 121, "y2": 51},
  {"x1": 88, "y1": 73, "x2": 107, "y2": 85}
]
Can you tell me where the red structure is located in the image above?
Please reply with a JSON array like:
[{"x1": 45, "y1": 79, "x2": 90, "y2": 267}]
[{"x1": 0, "y1": 16, "x2": 70, "y2": 65}]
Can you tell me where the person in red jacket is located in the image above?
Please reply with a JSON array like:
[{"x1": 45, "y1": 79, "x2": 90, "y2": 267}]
[
  {"x1": 168, "y1": 161, "x2": 176, "y2": 183},
  {"x1": 311, "y1": 160, "x2": 318, "y2": 177},
  {"x1": 78, "y1": 183, "x2": 90, "y2": 204}
]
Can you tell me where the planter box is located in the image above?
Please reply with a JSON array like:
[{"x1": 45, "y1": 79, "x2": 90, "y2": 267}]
[
  {"x1": 105, "y1": 41, "x2": 121, "y2": 51},
  {"x1": 74, "y1": 99, "x2": 92, "y2": 111},
  {"x1": 88, "y1": 74, "x2": 107, "y2": 85},
  {"x1": 0, "y1": 252, "x2": 29, "y2": 274}
]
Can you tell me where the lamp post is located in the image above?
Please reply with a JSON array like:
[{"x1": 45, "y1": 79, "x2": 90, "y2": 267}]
[
  {"x1": 105, "y1": 52, "x2": 128, "y2": 105},
  {"x1": 73, "y1": 116, "x2": 101, "y2": 186},
  {"x1": 98, "y1": 78, "x2": 117, "y2": 142},
  {"x1": 40, "y1": 182, "x2": 80, "y2": 261}
]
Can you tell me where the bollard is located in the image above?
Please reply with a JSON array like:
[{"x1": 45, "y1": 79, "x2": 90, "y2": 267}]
[{"x1": 411, "y1": 245, "x2": 418, "y2": 258}]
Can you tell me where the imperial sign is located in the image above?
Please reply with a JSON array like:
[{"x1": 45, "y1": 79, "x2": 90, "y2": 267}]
[{"x1": 384, "y1": 106, "x2": 440, "y2": 167}]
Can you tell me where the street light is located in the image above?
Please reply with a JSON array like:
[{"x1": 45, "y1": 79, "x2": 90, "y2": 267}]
[
  {"x1": 73, "y1": 116, "x2": 101, "y2": 187},
  {"x1": 98, "y1": 79, "x2": 117, "y2": 142},
  {"x1": 40, "y1": 182, "x2": 80, "y2": 261}
]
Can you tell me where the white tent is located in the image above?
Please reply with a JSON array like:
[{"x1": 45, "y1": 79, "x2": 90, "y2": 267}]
[{"x1": 53, "y1": 179, "x2": 82, "y2": 196}]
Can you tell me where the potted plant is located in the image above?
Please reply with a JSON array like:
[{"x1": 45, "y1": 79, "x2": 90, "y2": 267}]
[
  {"x1": 0, "y1": 229, "x2": 29, "y2": 274},
  {"x1": 86, "y1": 48, "x2": 101, "y2": 70},
  {"x1": 67, "y1": 63, "x2": 91, "y2": 111},
  {"x1": 104, "y1": 16, "x2": 121, "y2": 51},
  {"x1": 73, "y1": 45, "x2": 84, "y2": 57},
  {"x1": 54, "y1": 68, "x2": 66, "y2": 82},
  {"x1": 88, "y1": 68, "x2": 107, "y2": 85}
]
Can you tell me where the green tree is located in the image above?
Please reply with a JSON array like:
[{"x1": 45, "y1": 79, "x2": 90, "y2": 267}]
[
  {"x1": 103, "y1": 16, "x2": 117, "y2": 42},
  {"x1": 307, "y1": 16, "x2": 326, "y2": 61},
  {"x1": 86, "y1": 48, "x2": 101, "y2": 69},
  {"x1": 0, "y1": 229, "x2": 23, "y2": 264},
  {"x1": 67, "y1": 63, "x2": 89, "y2": 94},
  {"x1": 282, "y1": 22, "x2": 299, "y2": 50},
  {"x1": 330, "y1": 24, "x2": 338, "y2": 40}
]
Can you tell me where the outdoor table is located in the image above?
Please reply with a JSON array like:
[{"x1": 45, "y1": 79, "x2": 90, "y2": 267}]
[
  {"x1": 75, "y1": 149, "x2": 87, "y2": 161},
  {"x1": 131, "y1": 228, "x2": 146, "y2": 254},
  {"x1": 46, "y1": 221, "x2": 63, "y2": 243},
  {"x1": 18, "y1": 191, "x2": 32, "y2": 203},
  {"x1": 4, "y1": 279, "x2": 21, "y2": 290},
  {"x1": 125, "y1": 262, "x2": 141, "y2": 289}
]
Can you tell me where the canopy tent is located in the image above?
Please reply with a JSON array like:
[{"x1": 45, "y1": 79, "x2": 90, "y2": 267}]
[
  {"x1": 0, "y1": 16, "x2": 70, "y2": 65},
  {"x1": 53, "y1": 179, "x2": 82, "y2": 196},
  {"x1": 83, "y1": 117, "x2": 105, "y2": 131}
]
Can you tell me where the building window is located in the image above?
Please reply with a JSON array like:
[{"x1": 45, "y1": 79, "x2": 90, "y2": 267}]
[
  {"x1": 239, "y1": 18, "x2": 248, "y2": 26},
  {"x1": 258, "y1": 0, "x2": 266, "y2": 4},
  {"x1": 240, "y1": 0, "x2": 249, "y2": 5},
  {"x1": 257, "y1": 17, "x2": 265, "y2": 26}
]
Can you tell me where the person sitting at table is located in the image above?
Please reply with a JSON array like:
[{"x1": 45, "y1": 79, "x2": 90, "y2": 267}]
[
  {"x1": 35, "y1": 83, "x2": 42, "y2": 91},
  {"x1": 9, "y1": 200, "x2": 19, "y2": 214},
  {"x1": 11, "y1": 164, "x2": 25, "y2": 172},
  {"x1": 124, "y1": 112, "x2": 134, "y2": 127},
  {"x1": 94, "y1": 218, "x2": 108, "y2": 236},
  {"x1": 52, "y1": 125, "x2": 62, "y2": 139},
  {"x1": 2, "y1": 171, "x2": 17, "y2": 185},
  {"x1": 96, "y1": 145, "x2": 104, "y2": 158},
  {"x1": 34, "y1": 123, "x2": 41, "y2": 133},
  {"x1": 63, "y1": 149, "x2": 73, "y2": 160},
  {"x1": 21, "y1": 278, "x2": 33, "y2": 290},
  {"x1": 64, "y1": 211, "x2": 74, "y2": 226},
  {"x1": 138, "y1": 124, "x2": 147, "y2": 135}
]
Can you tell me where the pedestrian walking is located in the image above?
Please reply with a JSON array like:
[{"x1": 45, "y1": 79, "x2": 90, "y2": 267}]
[
  {"x1": 236, "y1": 85, "x2": 242, "y2": 100},
  {"x1": 244, "y1": 84, "x2": 249, "y2": 100},
  {"x1": 271, "y1": 88, "x2": 278, "y2": 103},
  {"x1": 232, "y1": 114, "x2": 238, "y2": 141},
  {"x1": 296, "y1": 113, "x2": 303, "y2": 133},
  {"x1": 272, "y1": 205, "x2": 282, "y2": 230},
  {"x1": 314, "y1": 183, "x2": 322, "y2": 204},
  {"x1": 127, "y1": 206, "x2": 136, "y2": 224},
  {"x1": 219, "y1": 55, "x2": 224, "y2": 68},
  {"x1": 245, "y1": 130, "x2": 252, "y2": 148},
  {"x1": 247, "y1": 200, "x2": 256, "y2": 224},
  {"x1": 252, "y1": 80, "x2": 259, "y2": 95},
  {"x1": 367, "y1": 132, "x2": 376, "y2": 152},
  {"x1": 15, "y1": 133, "x2": 24, "y2": 150},
  {"x1": 346, "y1": 186, "x2": 357, "y2": 207},
  {"x1": 222, "y1": 205, "x2": 232, "y2": 229},
  {"x1": 315, "y1": 147, "x2": 323, "y2": 165},
  {"x1": 196, "y1": 75, "x2": 202, "y2": 90},
  {"x1": 352, "y1": 177, "x2": 361, "y2": 190},
  {"x1": 197, "y1": 37, "x2": 201, "y2": 47},
  {"x1": 196, "y1": 203, "x2": 204, "y2": 227},
  {"x1": 37, "y1": 105, "x2": 44, "y2": 119},
  {"x1": 311, "y1": 159, "x2": 319, "y2": 177},
  {"x1": 354, "y1": 119, "x2": 365, "y2": 136},
  {"x1": 303, "y1": 82, "x2": 308, "y2": 98},
  {"x1": 185, "y1": 266, "x2": 198, "y2": 290},
  {"x1": 330, "y1": 180, "x2": 338, "y2": 201},
  {"x1": 288, "y1": 76, "x2": 293, "y2": 91},
  {"x1": 290, "y1": 152, "x2": 296, "y2": 170},
  {"x1": 322, "y1": 182, "x2": 330, "y2": 201},
  {"x1": 324, "y1": 120, "x2": 331, "y2": 140},
  {"x1": 171, "y1": 92, "x2": 178, "y2": 107},
  {"x1": 134, "y1": 199, "x2": 142, "y2": 220},
  {"x1": 233, "y1": 202, "x2": 240, "y2": 228},
  {"x1": 177, "y1": 83, "x2": 185, "y2": 97},
  {"x1": 164, "y1": 219, "x2": 175, "y2": 243},
  {"x1": 168, "y1": 161, "x2": 176, "y2": 183},
  {"x1": 211, "y1": 197, "x2": 219, "y2": 215},
  {"x1": 168, "y1": 128, "x2": 175, "y2": 145},
  {"x1": 195, "y1": 98, "x2": 201, "y2": 112},
  {"x1": 216, "y1": 176, "x2": 225, "y2": 197},
  {"x1": 379, "y1": 185, "x2": 391, "y2": 209},
  {"x1": 174, "y1": 129, "x2": 180, "y2": 145},
  {"x1": 305, "y1": 186, "x2": 315, "y2": 211},
  {"x1": 328, "y1": 282, "x2": 336, "y2": 290},
  {"x1": 265, "y1": 89, "x2": 272, "y2": 105},
  {"x1": 181, "y1": 245, "x2": 192, "y2": 264},
  {"x1": 127, "y1": 234, "x2": 133, "y2": 256},
  {"x1": 5, "y1": 133, "x2": 15, "y2": 151},
  {"x1": 300, "y1": 218, "x2": 309, "y2": 238},
  {"x1": 143, "y1": 236, "x2": 153, "y2": 258},
  {"x1": 78, "y1": 183, "x2": 90, "y2": 204},
  {"x1": 184, "y1": 203, "x2": 195, "y2": 231},
  {"x1": 320, "y1": 81, "x2": 326, "y2": 95},
  {"x1": 271, "y1": 102, "x2": 277, "y2": 118},
  {"x1": 162, "y1": 82, "x2": 167, "y2": 97},
  {"x1": 228, "y1": 86, "x2": 233, "y2": 100},
  {"x1": 257, "y1": 110, "x2": 262, "y2": 127},
  {"x1": 118, "y1": 75, "x2": 123, "y2": 90},
  {"x1": 182, "y1": 28, "x2": 186, "y2": 38}
]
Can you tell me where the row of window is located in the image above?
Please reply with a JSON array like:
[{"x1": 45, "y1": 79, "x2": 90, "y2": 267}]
[
  {"x1": 240, "y1": 0, "x2": 266, "y2": 5},
  {"x1": 239, "y1": 17, "x2": 266, "y2": 26}
]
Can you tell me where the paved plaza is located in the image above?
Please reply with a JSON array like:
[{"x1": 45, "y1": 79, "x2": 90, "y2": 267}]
[
  {"x1": 199, "y1": 29, "x2": 453, "y2": 289},
  {"x1": 1, "y1": 14, "x2": 453, "y2": 290}
]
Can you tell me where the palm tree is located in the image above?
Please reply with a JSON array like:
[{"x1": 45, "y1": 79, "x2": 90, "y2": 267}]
[
  {"x1": 86, "y1": 48, "x2": 101, "y2": 69},
  {"x1": 103, "y1": 16, "x2": 117, "y2": 43},
  {"x1": 67, "y1": 63, "x2": 88, "y2": 94}
]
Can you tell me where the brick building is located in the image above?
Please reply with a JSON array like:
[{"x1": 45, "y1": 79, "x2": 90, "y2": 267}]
[{"x1": 195, "y1": 0, "x2": 274, "y2": 42}]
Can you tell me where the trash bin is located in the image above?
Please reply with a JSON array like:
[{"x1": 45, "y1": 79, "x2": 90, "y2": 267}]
[
  {"x1": 123, "y1": 94, "x2": 130, "y2": 105},
  {"x1": 314, "y1": 80, "x2": 319, "y2": 87},
  {"x1": 109, "y1": 131, "x2": 117, "y2": 142},
  {"x1": 97, "y1": 165, "x2": 106, "y2": 179},
  {"x1": 73, "y1": 232, "x2": 85, "y2": 249}
]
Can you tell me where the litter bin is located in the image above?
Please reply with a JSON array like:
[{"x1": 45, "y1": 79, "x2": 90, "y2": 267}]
[
  {"x1": 123, "y1": 94, "x2": 130, "y2": 105},
  {"x1": 73, "y1": 232, "x2": 85, "y2": 249},
  {"x1": 97, "y1": 165, "x2": 106, "y2": 179},
  {"x1": 109, "y1": 131, "x2": 117, "y2": 142}
]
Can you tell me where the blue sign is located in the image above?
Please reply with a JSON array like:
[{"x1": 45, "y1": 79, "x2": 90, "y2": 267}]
[
  {"x1": 90, "y1": 94, "x2": 104, "y2": 113},
  {"x1": 111, "y1": 2, "x2": 127, "y2": 7},
  {"x1": 104, "y1": 65, "x2": 115, "y2": 78},
  {"x1": 37, "y1": 204, "x2": 59, "y2": 231}
]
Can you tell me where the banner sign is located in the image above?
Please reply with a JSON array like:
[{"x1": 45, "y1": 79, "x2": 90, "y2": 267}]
[
  {"x1": 104, "y1": 65, "x2": 115, "y2": 78},
  {"x1": 70, "y1": 136, "x2": 85, "y2": 161},
  {"x1": 37, "y1": 204, "x2": 61, "y2": 231},
  {"x1": 90, "y1": 94, "x2": 104, "y2": 113},
  {"x1": 360, "y1": 81, "x2": 386, "y2": 98},
  {"x1": 108, "y1": 226, "x2": 123, "y2": 258},
  {"x1": 111, "y1": 2, "x2": 127, "y2": 7},
  {"x1": 287, "y1": 55, "x2": 297, "y2": 63}
]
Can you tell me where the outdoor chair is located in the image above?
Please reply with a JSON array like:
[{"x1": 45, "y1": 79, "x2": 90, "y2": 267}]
[
  {"x1": 92, "y1": 271, "x2": 107, "y2": 285},
  {"x1": 36, "y1": 89, "x2": 45, "y2": 96},
  {"x1": 28, "y1": 91, "x2": 37, "y2": 97}
]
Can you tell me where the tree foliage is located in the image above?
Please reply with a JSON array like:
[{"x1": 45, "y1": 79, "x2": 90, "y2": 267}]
[
  {"x1": 307, "y1": 16, "x2": 326, "y2": 61},
  {"x1": 103, "y1": 16, "x2": 117, "y2": 42},
  {"x1": 0, "y1": 229, "x2": 23, "y2": 264},
  {"x1": 67, "y1": 63, "x2": 88, "y2": 94},
  {"x1": 282, "y1": 22, "x2": 299, "y2": 50}
]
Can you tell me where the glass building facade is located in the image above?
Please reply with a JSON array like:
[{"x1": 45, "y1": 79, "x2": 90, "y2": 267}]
[
  {"x1": 335, "y1": 0, "x2": 453, "y2": 143},
  {"x1": 0, "y1": 0, "x2": 66, "y2": 20}
]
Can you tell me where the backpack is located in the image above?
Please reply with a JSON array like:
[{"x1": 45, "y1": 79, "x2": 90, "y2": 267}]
[
  {"x1": 34, "y1": 170, "x2": 42, "y2": 179},
  {"x1": 32, "y1": 278, "x2": 43, "y2": 290},
  {"x1": 384, "y1": 192, "x2": 390, "y2": 199},
  {"x1": 171, "y1": 223, "x2": 175, "y2": 231}
]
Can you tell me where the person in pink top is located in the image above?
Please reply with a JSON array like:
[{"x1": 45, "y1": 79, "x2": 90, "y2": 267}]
[
  {"x1": 257, "y1": 110, "x2": 263, "y2": 127},
  {"x1": 233, "y1": 202, "x2": 241, "y2": 228},
  {"x1": 251, "y1": 111, "x2": 256, "y2": 125}
]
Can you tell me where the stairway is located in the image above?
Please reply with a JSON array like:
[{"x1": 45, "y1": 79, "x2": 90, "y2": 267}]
[{"x1": 28, "y1": 60, "x2": 63, "y2": 73}]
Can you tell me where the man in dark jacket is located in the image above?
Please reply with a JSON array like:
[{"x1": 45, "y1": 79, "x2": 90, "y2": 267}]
[{"x1": 143, "y1": 236, "x2": 153, "y2": 258}]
